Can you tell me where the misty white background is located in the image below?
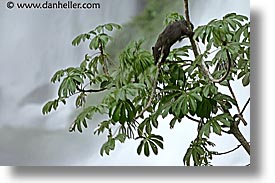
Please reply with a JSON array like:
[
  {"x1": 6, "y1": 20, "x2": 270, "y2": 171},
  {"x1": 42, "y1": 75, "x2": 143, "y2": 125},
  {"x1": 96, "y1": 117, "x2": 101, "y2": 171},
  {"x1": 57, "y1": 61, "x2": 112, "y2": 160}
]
[{"x1": 1, "y1": 0, "x2": 272, "y2": 181}]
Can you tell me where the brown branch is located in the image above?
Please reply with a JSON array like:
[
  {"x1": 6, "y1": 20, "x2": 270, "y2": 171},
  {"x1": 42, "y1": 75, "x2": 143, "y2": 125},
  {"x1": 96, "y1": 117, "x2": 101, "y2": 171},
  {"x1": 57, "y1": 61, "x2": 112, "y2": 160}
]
[
  {"x1": 228, "y1": 81, "x2": 241, "y2": 113},
  {"x1": 214, "y1": 144, "x2": 242, "y2": 155},
  {"x1": 186, "y1": 115, "x2": 200, "y2": 123},
  {"x1": 183, "y1": 0, "x2": 231, "y2": 83},
  {"x1": 76, "y1": 85, "x2": 107, "y2": 93},
  {"x1": 230, "y1": 122, "x2": 250, "y2": 155},
  {"x1": 241, "y1": 97, "x2": 250, "y2": 115},
  {"x1": 228, "y1": 81, "x2": 248, "y2": 126}
]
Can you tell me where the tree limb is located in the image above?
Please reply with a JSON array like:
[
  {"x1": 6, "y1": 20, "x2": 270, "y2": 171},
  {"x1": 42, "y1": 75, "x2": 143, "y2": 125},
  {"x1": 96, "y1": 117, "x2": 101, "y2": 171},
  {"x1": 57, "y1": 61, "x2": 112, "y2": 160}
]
[
  {"x1": 229, "y1": 122, "x2": 250, "y2": 155},
  {"x1": 183, "y1": 0, "x2": 231, "y2": 83},
  {"x1": 241, "y1": 97, "x2": 250, "y2": 115},
  {"x1": 76, "y1": 85, "x2": 108, "y2": 93},
  {"x1": 214, "y1": 144, "x2": 242, "y2": 155},
  {"x1": 186, "y1": 115, "x2": 201, "y2": 123}
]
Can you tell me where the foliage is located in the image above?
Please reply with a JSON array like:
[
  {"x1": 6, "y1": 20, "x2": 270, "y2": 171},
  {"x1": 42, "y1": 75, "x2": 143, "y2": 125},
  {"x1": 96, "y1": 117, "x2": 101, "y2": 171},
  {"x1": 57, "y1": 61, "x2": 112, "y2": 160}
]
[{"x1": 42, "y1": 12, "x2": 250, "y2": 166}]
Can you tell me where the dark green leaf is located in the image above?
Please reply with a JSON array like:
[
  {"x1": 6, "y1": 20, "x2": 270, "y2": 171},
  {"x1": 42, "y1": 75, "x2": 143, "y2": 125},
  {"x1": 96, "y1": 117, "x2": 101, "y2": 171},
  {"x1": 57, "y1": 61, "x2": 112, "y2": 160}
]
[
  {"x1": 149, "y1": 141, "x2": 158, "y2": 155},
  {"x1": 189, "y1": 92, "x2": 202, "y2": 102},
  {"x1": 183, "y1": 148, "x2": 192, "y2": 166},
  {"x1": 105, "y1": 24, "x2": 113, "y2": 31},
  {"x1": 112, "y1": 103, "x2": 122, "y2": 122},
  {"x1": 115, "y1": 134, "x2": 127, "y2": 143},
  {"x1": 137, "y1": 140, "x2": 144, "y2": 155},
  {"x1": 151, "y1": 134, "x2": 164, "y2": 141},
  {"x1": 192, "y1": 149, "x2": 199, "y2": 166},
  {"x1": 189, "y1": 96, "x2": 197, "y2": 112},
  {"x1": 182, "y1": 96, "x2": 189, "y2": 115},
  {"x1": 144, "y1": 141, "x2": 150, "y2": 157},
  {"x1": 150, "y1": 138, "x2": 164, "y2": 149},
  {"x1": 169, "y1": 117, "x2": 177, "y2": 129},
  {"x1": 212, "y1": 120, "x2": 221, "y2": 135},
  {"x1": 201, "y1": 122, "x2": 211, "y2": 138},
  {"x1": 195, "y1": 146, "x2": 205, "y2": 155},
  {"x1": 242, "y1": 73, "x2": 250, "y2": 86}
]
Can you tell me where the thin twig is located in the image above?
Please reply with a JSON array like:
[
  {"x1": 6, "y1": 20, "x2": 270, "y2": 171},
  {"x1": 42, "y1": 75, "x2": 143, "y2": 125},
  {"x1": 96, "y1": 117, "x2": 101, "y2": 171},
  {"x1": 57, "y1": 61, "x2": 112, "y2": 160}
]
[
  {"x1": 241, "y1": 97, "x2": 250, "y2": 115},
  {"x1": 76, "y1": 85, "x2": 108, "y2": 93},
  {"x1": 186, "y1": 115, "x2": 201, "y2": 123},
  {"x1": 228, "y1": 81, "x2": 248, "y2": 126},
  {"x1": 214, "y1": 144, "x2": 242, "y2": 155},
  {"x1": 228, "y1": 81, "x2": 241, "y2": 113}
]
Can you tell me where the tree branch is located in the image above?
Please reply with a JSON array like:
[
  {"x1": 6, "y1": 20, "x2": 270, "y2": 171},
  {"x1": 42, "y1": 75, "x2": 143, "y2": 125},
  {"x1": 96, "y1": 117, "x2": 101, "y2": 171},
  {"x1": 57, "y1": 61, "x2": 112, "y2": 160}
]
[
  {"x1": 241, "y1": 97, "x2": 250, "y2": 115},
  {"x1": 230, "y1": 122, "x2": 250, "y2": 155},
  {"x1": 228, "y1": 81, "x2": 248, "y2": 126},
  {"x1": 214, "y1": 144, "x2": 242, "y2": 155},
  {"x1": 76, "y1": 85, "x2": 108, "y2": 93},
  {"x1": 228, "y1": 81, "x2": 241, "y2": 113},
  {"x1": 186, "y1": 115, "x2": 201, "y2": 123},
  {"x1": 183, "y1": 0, "x2": 231, "y2": 83}
]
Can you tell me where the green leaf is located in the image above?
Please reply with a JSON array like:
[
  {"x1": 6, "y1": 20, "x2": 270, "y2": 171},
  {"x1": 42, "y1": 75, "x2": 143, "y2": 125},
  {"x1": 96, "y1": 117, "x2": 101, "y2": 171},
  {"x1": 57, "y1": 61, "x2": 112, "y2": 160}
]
[
  {"x1": 195, "y1": 146, "x2": 204, "y2": 155},
  {"x1": 189, "y1": 92, "x2": 202, "y2": 102},
  {"x1": 145, "y1": 120, "x2": 152, "y2": 134},
  {"x1": 212, "y1": 120, "x2": 221, "y2": 135},
  {"x1": 51, "y1": 70, "x2": 64, "y2": 83},
  {"x1": 189, "y1": 96, "x2": 197, "y2": 112},
  {"x1": 77, "y1": 121, "x2": 83, "y2": 133},
  {"x1": 194, "y1": 26, "x2": 204, "y2": 41},
  {"x1": 196, "y1": 97, "x2": 212, "y2": 118},
  {"x1": 151, "y1": 117, "x2": 158, "y2": 128},
  {"x1": 89, "y1": 36, "x2": 99, "y2": 50},
  {"x1": 105, "y1": 24, "x2": 113, "y2": 31},
  {"x1": 183, "y1": 148, "x2": 192, "y2": 166},
  {"x1": 109, "y1": 138, "x2": 115, "y2": 150},
  {"x1": 150, "y1": 138, "x2": 163, "y2": 149},
  {"x1": 201, "y1": 122, "x2": 211, "y2": 138},
  {"x1": 137, "y1": 140, "x2": 144, "y2": 155},
  {"x1": 182, "y1": 96, "x2": 189, "y2": 115},
  {"x1": 149, "y1": 141, "x2": 158, "y2": 155},
  {"x1": 115, "y1": 134, "x2": 127, "y2": 143},
  {"x1": 42, "y1": 100, "x2": 54, "y2": 115},
  {"x1": 109, "y1": 23, "x2": 122, "y2": 30},
  {"x1": 119, "y1": 103, "x2": 127, "y2": 124},
  {"x1": 137, "y1": 121, "x2": 146, "y2": 137},
  {"x1": 192, "y1": 149, "x2": 199, "y2": 166},
  {"x1": 95, "y1": 25, "x2": 103, "y2": 33},
  {"x1": 112, "y1": 102, "x2": 122, "y2": 122},
  {"x1": 242, "y1": 73, "x2": 250, "y2": 86},
  {"x1": 203, "y1": 85, "x2": 210, "y2": 97},
  {"x1": 169, "y1": 117, "x2": 177, "y2": 129},
  {"x1": 151, "y1": 134, "x2": 164, "y2": 141},
  {"x1": 144, "y1": 141, "x2": 150, "y2": 157},
  {"x1": 72, "y1": 34, "x2": 84, "y2": 46}
]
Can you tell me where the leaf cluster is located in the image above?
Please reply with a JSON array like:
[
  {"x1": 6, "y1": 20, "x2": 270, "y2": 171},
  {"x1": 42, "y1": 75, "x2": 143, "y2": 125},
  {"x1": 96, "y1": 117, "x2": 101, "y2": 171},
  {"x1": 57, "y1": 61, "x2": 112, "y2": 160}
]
[{"x1": 42, "y1": 12, "x2": 250, "y2": 165}]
